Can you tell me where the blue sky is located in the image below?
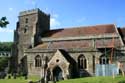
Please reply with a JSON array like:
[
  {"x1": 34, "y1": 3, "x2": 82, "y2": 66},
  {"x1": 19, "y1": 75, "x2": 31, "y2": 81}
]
[{"x1": 0, "y1": 0, "x2": 125, "y2": 42}]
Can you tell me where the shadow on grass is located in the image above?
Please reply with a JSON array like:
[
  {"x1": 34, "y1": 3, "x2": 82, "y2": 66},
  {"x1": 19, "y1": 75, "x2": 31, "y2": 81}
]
[{"x1": 118, "y1": 80, "x2": 125, "y2": 83}]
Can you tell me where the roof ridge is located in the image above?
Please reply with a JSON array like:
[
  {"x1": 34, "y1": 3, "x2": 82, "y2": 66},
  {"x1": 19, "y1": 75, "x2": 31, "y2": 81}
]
[{"x1": 50, "y1": 24, "x2": 115, "y2": 31}]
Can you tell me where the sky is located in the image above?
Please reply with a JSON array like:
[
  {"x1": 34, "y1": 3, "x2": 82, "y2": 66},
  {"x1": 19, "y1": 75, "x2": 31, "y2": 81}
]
[{"x1": 0, "y1": 0, "x2": 125, "y2": 42}]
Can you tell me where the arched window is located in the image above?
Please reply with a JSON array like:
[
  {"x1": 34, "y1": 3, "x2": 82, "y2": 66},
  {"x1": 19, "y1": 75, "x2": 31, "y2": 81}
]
[
  {"x1": 35, "y1": 55, "x2": 42, "y2": 67},
  {"x1": 78, "y1": 54, "x2": 87, "y2": 69},
  {"x1": 24, "y1": 25, "x2": 28, "y2": 33},
  {"x1": 99, "y1": 55, "x2": 109, "y2": 64}
]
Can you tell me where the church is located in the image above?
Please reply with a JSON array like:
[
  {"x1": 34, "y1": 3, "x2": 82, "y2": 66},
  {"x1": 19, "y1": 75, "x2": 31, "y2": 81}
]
[{"x1": 11, "y1": 8, "x2": 125, "y2": 80}]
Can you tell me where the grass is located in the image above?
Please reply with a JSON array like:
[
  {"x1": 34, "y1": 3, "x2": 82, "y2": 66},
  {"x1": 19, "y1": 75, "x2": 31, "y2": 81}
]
[
  {"x1": 0, "y1": 76, "x2": 124, "y2": 83},
  {"x1": 0, "y1": 75, "x2": 40, "y2": 83},
  {"x1": 57, "y1": 76, "x2": 125, "y2": 83}
]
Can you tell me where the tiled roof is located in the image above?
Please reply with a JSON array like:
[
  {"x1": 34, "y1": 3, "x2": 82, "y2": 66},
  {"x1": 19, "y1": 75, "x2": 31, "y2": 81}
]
[
  {"x1": 44, "y1": 24, "x2": 117, "y2": 38},
  {"x1": 35, "y1": 41, "x2": 91, "y2": 49},
  {"x1": 34, "y1": 39, "x2": 121, "y2": 49},
  {"x1": 34, "y1": 24, "x2": 123, "y2": 49}
]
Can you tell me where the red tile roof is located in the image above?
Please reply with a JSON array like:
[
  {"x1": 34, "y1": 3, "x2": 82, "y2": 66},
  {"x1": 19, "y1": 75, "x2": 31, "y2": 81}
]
[
  {"x1": 34, "y1": 39, "x2": 121, "y2": 49},
  {"x1": 34, "y1": 24, "x2": 123, "y2": 49},
  {"x1": 44, "y1": 24, "x2": 117, "y2": 38}
]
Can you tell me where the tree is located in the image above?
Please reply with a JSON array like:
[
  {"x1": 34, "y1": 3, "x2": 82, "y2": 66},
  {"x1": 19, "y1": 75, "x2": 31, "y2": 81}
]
[
  {"x1": 0, "y1": 57, "x2": 9, "y2": 71},
  {"x1": 0, "y1": 17, "x2": 9, "y2": 28},
  {"x1": 0, "y1": 42, "x2": 13, "y2": 72},
  {"x1": 0, "y1": 42, "x2": 13, "y2": 51}
]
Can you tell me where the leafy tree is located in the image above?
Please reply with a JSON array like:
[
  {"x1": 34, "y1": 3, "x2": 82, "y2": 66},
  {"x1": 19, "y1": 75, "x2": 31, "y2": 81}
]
[
  {"x1": 0, "y1": 42, "x2": 12, "y2": 72},
  {"x1": 0, "y1": 42, "x2": 13, "y2": 51},
  {"x1": 0, "y1": 17, "x2": 9, "y2": 28},
  {"x1": 0, "y1": 17, "x2": 10, "y2": 71},
  {"x1": 0, "y1": 57, "x2": 9, "y2": 71}
]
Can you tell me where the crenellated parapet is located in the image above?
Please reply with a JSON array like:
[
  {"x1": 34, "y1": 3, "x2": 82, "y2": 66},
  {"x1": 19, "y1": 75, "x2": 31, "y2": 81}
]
[{"x1": 19, "y1": 8, "x2": 49, "y2": 16}]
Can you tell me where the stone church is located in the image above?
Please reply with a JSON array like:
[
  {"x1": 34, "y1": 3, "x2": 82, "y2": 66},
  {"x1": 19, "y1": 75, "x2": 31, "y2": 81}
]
[{"x1": 12, "y1": 8, "x2": 125, "y2": 80}]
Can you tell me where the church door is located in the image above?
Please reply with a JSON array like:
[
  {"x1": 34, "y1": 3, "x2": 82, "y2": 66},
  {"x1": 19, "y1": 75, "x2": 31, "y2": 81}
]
[{"x1": 53, "y1": 66, "x2": 63, "y2": 81}]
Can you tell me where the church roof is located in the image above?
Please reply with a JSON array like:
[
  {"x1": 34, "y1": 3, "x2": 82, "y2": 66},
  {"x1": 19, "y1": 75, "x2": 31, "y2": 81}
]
[
  {"x1": 34, "y1": 40, "x2": 117, "y2": 49},
  {"x1": 33, "y1": 24, "x2": 123, "y2": 49},
  {"x1": 43, "y1": 24, "x2": 117, "y2": 38}
]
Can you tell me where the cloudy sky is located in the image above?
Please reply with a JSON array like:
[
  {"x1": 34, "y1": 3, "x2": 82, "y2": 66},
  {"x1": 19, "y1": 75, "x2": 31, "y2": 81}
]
[{"x1": 0, "y1": 0, "x2": 125, "y2": 41}]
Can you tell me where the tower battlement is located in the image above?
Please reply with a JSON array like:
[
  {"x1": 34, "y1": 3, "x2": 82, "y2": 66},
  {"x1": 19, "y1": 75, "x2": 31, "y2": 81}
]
[{"x1": 19, "y1": 8, "x2": 48, "y2": 16}]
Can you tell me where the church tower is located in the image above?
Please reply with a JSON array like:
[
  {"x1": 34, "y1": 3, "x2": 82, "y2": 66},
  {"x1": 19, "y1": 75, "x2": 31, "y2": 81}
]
[
  {"x1": 13, "y1": 8, "x2": 50, "y2": 69},
  {"x1": 18, "y1": 8, "x2": 50, "y2": 48}
]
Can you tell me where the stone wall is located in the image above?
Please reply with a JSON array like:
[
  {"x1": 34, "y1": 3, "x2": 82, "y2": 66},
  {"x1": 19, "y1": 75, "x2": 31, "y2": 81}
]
[
  {"x1": 14, "y1": 8, "x2": 50, "y2": 64},
  {"x1": 24, "y1": 48, "x2": 103, "y2": 77}
]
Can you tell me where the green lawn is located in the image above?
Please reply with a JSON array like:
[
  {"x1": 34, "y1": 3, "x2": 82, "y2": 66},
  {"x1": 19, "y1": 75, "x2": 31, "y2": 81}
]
[
  {"x1": 57, "y1": 76, "x2": 125, "y2": 83},
  {"x1": 0, "y1": 76, "x2": 40, "y2": 83},
  {"x1": 0, "y1": 76, "x2": 125, "y2": 83}
]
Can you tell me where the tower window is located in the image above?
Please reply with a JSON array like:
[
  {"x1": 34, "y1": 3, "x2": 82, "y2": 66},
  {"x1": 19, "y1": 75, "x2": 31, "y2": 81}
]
[
  {"x1": 25, "y1": 18, "x2": 28, "y2": 23},
  {"x1": 24, "y1": 28, "x2": 27, "y2": 33},
  {"x1": 24, "y1": 25, "x2": 28, "y2": 33}
]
